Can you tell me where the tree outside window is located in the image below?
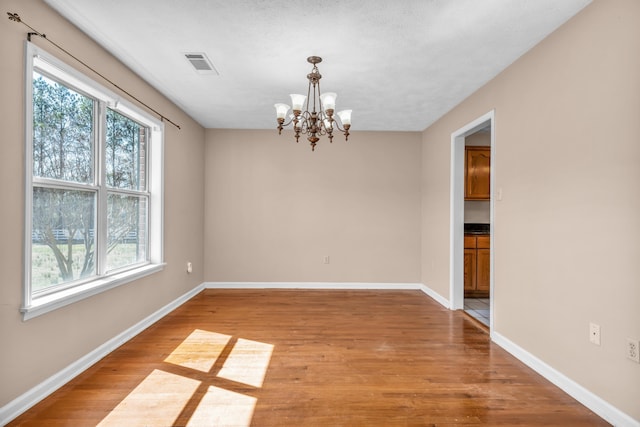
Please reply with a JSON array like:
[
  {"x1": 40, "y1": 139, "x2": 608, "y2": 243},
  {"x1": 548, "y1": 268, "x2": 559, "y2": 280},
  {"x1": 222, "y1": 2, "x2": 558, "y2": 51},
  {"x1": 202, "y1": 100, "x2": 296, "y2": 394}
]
[{"x1": 30, "y1": 73, "x2": 149, "y2": 293}]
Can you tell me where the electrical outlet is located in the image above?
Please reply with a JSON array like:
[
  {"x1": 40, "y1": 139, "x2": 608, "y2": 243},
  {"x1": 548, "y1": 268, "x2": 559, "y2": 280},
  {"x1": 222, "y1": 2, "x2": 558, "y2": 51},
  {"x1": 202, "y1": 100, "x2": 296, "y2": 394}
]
[
  {"x1": 186, "y1": 262, "x2": 193, "y2": 274},
  {"x1": 627, "y1": 338, "x2": 640, "y2": 363},
  {"x1": 323, "y1": 256, "x2": 330, "y2": 265},
  {"x1": 589, "y1": 323, "x2": 601, "y2": 346}
]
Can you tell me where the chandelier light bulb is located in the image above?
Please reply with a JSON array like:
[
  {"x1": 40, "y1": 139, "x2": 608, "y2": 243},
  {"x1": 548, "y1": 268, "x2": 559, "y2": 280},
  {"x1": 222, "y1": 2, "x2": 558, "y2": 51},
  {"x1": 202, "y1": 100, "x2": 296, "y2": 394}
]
[
  {"x1": 274, "y1": 103, "x2": 290, "y2": 119},
  {"x1": 320, "y1": 92, "x2": 337, "y2": 112},
  {"x1": 337, "y1": 109, "x2": 352, "y2": 126},
  {"x1": 289, "y1": 94, "x2": 307, "y2": 112}
]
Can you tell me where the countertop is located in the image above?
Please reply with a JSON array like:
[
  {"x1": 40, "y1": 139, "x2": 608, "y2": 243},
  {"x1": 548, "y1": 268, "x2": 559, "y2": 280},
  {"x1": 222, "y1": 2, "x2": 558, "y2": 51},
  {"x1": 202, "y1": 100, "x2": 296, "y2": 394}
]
[{"x1": 464, "y1": 223, "x2": 490, "y2": 235}]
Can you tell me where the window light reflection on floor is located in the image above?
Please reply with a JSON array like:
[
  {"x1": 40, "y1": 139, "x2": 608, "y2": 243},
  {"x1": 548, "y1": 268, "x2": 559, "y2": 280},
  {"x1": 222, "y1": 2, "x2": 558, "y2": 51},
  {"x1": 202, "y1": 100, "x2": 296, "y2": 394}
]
[
  {"x1": 97, "y1": 369, "x2": 200, "y2": 427},
  {"x1": 217, "y1": 338, "x2": 275, "y2": 388},
  {"x1": 187, "y1": 386, "x2": 257, "y2": 427},
  {"x1": 164, "y1": 329, "x2": 232, "y2": 372},
  {"x1": 98, "y1": 330, "x2": 274, "y2": 427}
]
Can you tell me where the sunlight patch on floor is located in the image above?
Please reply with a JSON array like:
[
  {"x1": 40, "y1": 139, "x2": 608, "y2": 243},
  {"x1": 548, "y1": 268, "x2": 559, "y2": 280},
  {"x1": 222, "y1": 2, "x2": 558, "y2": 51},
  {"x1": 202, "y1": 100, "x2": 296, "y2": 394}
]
[
  {"x1": 217, "y1": 338, "x2": 275, "y2": 388},
  {"x1": 98, "y1": 330, "x2": 273, "y2": 426},
  {"x1": 97, "y1": 369, "x2": 200, "y2": 427},
  {"x1": 164, "y1": 329, "x2": 232, "y2": 372},
  {"x1": 187, "y1": 385, "x2": 257, "y2": 427}
]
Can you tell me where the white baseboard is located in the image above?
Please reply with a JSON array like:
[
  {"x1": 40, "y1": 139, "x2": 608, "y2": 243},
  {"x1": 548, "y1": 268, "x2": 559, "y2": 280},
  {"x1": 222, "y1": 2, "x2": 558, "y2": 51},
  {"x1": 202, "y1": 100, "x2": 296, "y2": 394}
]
[
  {"x1": 491, "y1": 331, "x2": 639, "y2": 427},
  {"x1": 205, "y1": 281, "x2": 419, "y2": 289},
  {"x1": 0, "y1": 283, "x2": 205, "y2": 426},
  {"x1": 416, "y1": 283, "x2": 450, "y2": 309},
  {"x1": 205, "y1": 281, "x2": 451, "y2": 309}
]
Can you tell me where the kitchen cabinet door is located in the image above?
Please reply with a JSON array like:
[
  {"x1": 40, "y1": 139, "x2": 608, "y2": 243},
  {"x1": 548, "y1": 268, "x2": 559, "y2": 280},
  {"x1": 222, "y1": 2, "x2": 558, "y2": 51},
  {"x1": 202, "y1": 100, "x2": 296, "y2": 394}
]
[
  {"x1": 464, "y1": 248, "x2": 476, "y2": 292},
  {"x1": 476, "y1": 248, "x2": 491, "y2": 292},
  {"x1": 465, "y1": 147, "x2": 490, "y2": 200}
]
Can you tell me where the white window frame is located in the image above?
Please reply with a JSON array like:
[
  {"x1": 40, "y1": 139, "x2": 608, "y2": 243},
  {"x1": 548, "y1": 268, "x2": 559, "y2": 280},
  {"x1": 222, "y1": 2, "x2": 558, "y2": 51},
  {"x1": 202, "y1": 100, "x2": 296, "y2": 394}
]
[{"x1": 22, "y1": 42, "x2": 164, "y2": 320}]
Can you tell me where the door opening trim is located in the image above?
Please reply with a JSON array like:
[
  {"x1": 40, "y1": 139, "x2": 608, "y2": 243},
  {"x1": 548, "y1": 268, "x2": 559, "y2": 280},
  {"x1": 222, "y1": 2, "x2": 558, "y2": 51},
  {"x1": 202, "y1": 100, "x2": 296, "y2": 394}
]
[{"x1": 449, "y1": 110, "x2": 495, "y2": 330}]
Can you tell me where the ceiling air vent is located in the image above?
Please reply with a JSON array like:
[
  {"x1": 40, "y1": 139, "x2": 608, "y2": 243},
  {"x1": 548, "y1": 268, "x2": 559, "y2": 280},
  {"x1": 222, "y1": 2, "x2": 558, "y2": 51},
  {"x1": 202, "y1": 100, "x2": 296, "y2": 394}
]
[{"x1": 184, "y1": 52, "x2": 219, "y2": 75}]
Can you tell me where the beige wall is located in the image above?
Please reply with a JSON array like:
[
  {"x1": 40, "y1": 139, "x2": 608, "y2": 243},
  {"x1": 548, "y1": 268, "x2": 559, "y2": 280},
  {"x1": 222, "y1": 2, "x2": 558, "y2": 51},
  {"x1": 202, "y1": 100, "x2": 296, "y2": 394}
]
[
  {"x1": 0, "y1": 0, "x2": 205, "y2": 407},
  {"x1": 421, "y1": 0, "x2": 640, "y2": 419},
  {"x1": 204, "y1": 129, "x2": 422, "y2": 283}
]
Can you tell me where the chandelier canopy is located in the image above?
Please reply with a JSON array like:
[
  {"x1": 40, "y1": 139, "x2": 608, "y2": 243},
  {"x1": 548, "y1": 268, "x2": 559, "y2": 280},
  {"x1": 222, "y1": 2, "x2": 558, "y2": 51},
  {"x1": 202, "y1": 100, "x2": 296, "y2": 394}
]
[{"x1": 274, "y1": 56, "x2": 352, "y2": 151}]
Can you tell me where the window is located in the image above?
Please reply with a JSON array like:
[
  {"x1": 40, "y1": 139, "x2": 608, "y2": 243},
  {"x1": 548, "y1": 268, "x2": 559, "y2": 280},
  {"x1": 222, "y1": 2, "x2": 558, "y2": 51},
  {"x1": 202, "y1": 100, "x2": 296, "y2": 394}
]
[{"x1": 23, "y1": 42, "x2": 164, "y2": 320}]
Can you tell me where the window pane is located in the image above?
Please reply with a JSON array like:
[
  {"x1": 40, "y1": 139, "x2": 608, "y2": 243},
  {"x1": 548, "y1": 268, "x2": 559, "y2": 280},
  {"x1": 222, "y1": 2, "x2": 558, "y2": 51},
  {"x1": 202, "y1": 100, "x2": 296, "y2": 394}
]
[
  {"x1": 106, "y1": 109, "x2": 147, "y2": 190},
  {"x1": 32, "y1": 187, "x2": 96, "y2": 292},
  {"x1": 32, "y1": 72, "x2": 93, "y2": 183},
  {"x1": 107, "y1": 194, "x2": 148, "y2": 271}
]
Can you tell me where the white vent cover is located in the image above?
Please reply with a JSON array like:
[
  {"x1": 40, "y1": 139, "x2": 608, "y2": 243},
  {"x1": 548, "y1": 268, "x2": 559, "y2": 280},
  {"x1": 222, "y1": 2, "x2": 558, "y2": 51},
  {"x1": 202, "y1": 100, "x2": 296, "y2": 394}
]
[{"x1": 184, "y1": 52, "x2": 219, "y2": 75}]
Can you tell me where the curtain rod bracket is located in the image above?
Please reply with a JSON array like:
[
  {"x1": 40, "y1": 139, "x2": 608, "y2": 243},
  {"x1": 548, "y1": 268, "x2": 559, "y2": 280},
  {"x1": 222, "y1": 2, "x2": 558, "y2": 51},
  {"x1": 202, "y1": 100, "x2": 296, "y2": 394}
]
[{"x1": 27, "y1": 31, "x2": 44, "y2": 42}]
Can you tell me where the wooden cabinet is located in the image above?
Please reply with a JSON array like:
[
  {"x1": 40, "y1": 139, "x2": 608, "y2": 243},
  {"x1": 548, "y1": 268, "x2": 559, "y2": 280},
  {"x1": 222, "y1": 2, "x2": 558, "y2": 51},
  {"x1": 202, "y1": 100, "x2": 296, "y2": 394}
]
[
  {"x1": 463, "y1": 248, "x2": 476, "y2": 292},
  {"x1": 465, "y1": 147, "x2": 490, "y2": 200},
  {"x1": 476, "y1": 248, "x2": 490, "y2": 293},
  {"x1": 464, "y1": 234, "x2": 490, "y2": 297}
]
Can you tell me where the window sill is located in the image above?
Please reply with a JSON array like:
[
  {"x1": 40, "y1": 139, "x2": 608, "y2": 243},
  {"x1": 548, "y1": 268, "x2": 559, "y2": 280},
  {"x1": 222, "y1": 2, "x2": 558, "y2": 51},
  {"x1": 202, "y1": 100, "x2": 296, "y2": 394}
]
[{"x1": 21, "y1": 263, "x2": 165, "y2": 321}]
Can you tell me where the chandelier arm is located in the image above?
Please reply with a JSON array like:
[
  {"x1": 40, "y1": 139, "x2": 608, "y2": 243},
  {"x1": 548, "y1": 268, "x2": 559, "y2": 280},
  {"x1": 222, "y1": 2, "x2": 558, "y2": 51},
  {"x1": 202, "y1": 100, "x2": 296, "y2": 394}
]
[
  {"x1": 332, "y1": 118, "x2": 345, "y2": 132},
  {"x1": 299, "y1": 111, "x2": 311, "y2": 131},
  {"x1": 328, "y1": 115, "x2": 350, "y2": 140},
  {"x1": 296, "y1": 111, "x2": 312, "y2": 137}
]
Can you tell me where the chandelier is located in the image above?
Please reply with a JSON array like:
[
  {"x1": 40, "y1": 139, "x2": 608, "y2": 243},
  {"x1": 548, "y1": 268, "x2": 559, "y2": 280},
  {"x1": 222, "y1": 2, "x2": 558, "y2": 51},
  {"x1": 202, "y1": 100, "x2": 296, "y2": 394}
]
[{"x1": 274, "y1": 56, "x2": 352, "y2": 151}]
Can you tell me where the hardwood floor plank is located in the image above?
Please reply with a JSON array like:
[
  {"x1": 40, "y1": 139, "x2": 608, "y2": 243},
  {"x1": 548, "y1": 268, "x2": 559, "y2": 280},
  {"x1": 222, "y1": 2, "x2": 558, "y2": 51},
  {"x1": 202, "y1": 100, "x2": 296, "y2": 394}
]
[{"x1": 9, "y1": 290, "x2": 609, "y2": 426}]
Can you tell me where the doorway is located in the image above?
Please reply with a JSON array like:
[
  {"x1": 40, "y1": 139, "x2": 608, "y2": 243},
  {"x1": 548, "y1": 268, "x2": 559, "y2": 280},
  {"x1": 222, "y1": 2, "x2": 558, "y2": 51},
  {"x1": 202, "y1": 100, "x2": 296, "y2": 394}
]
[{"x1": 449, "y1": 111, "x2": 494, "y2": 331}]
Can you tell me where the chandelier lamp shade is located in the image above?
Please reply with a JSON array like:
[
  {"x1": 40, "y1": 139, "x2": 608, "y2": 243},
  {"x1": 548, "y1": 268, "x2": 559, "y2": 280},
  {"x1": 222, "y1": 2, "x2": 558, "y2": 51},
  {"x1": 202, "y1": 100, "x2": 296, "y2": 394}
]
[{"x1": 274, "y1": 56, "x2": 352, "y2": 151}]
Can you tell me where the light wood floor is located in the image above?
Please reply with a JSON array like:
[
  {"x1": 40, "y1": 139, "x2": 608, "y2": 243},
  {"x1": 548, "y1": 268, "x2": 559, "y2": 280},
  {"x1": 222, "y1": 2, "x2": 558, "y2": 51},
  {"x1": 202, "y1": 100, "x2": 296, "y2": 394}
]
[{"x1": 10, "y1": 290, "x2": 609, "y2": 426}]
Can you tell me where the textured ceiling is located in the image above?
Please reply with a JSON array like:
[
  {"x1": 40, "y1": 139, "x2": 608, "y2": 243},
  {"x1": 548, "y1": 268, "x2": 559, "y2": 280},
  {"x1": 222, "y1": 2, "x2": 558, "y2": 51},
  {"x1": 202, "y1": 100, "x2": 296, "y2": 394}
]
[{"x1": 42, "y1": 0, "x2": 591, "y2": 131}]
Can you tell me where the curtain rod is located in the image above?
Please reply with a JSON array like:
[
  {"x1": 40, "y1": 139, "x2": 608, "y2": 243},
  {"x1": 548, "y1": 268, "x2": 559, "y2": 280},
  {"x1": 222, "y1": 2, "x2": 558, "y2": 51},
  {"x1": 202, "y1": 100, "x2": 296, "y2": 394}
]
[{"x1": 7, "y1": 12, "x2": 181, "y2": 130}]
